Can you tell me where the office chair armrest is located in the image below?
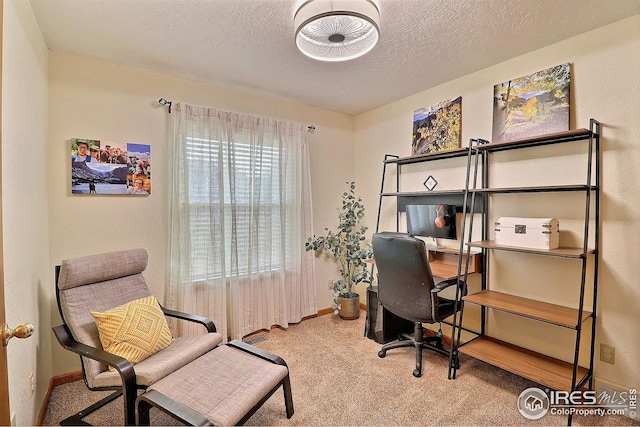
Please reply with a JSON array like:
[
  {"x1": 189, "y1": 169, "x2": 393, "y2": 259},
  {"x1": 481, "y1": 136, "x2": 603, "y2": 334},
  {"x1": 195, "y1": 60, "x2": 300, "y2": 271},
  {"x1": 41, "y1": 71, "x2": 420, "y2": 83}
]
[
  {"x1": 52, "y1": 324, "x2": 136, "y2": 381},
  {"x1": 431, "y1": 278, "x2": 464, "y2": 293},
  {"x1": 161, "y1": 306, "x2": 217, "y2": 333}
]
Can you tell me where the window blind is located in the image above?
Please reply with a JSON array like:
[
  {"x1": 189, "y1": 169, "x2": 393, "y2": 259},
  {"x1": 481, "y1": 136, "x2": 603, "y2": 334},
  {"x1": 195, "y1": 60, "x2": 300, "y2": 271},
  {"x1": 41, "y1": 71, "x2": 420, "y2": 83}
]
[{"x1": 186, "y1": 136, "x2": 288, "y2": 280}]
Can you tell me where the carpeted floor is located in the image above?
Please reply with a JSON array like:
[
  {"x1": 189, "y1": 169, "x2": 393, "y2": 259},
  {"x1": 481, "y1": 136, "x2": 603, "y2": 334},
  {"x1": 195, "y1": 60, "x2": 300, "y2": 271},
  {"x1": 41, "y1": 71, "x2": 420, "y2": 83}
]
[{"x1": 42, "y1": 312, "x2": 638, "y2": 426}]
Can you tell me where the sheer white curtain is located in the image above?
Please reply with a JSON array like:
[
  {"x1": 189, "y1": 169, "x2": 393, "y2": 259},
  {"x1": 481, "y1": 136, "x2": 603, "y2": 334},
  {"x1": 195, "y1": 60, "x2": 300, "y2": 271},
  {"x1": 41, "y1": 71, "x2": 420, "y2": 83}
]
[{"x1": 166, "y1": 103, "x2": 316, "y2": 340}]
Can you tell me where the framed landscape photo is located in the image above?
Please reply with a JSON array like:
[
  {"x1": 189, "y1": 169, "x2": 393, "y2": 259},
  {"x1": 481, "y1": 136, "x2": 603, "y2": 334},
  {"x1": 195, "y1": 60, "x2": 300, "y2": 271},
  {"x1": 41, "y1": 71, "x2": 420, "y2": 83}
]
[
  {"x1": 412, "y1": 96, "x2": 462, "y2": 155},
  {"x1": 492, "y1": 62, "x2": 570, "y2": 142},
  {"x1": 71, "y1": 139, "x2": 151, "y2": 195}
]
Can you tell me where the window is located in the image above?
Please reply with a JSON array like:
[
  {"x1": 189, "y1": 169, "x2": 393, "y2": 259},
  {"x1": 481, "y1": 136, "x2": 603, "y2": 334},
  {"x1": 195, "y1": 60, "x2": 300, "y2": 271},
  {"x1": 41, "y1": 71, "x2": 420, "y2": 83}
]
[
  {"x1": 167, "y1": 104, "x2": 316, "y2": 339},
  {"x1": 186, "y1": 136, "x2": 290, "y2": 280}
]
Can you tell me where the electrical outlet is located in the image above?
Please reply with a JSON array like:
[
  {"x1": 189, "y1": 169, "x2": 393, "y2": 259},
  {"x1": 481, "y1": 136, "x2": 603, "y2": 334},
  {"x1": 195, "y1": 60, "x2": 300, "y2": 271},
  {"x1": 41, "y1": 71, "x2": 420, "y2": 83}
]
[
  {"x1": 327, "y1": 279, "x2": 333, "y2": 290},
  {"x1": 29, "y1": 371, "x2": 35, "y2": 398},
  {"x1": 600, "y1": 343, "x2": 615, "y2": 365}
]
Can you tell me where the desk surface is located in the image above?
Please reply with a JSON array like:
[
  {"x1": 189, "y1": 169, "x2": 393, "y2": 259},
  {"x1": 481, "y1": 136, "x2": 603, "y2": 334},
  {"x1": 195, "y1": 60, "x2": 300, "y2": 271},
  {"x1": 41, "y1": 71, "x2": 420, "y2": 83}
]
[{"x1": 367, "y1": 248, "x2": 482, "y2": 280}]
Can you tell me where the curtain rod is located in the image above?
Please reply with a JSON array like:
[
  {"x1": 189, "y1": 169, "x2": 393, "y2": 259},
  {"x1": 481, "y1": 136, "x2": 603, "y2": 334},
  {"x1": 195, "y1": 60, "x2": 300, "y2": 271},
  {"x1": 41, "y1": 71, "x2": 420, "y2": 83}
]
[
  {"x1": 159, "y1": 98, "x2": 315, "y2": 132},
  {"x1": 158, "y1": 98, "x2": 172, "y2": 113}
]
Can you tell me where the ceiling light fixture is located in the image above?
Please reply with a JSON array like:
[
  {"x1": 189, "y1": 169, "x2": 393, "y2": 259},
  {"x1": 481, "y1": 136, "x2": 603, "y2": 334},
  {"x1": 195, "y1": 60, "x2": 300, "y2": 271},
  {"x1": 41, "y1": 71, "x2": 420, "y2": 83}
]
[{"x1": 294, "y1": 0, "x2": 380, "y2": 62}]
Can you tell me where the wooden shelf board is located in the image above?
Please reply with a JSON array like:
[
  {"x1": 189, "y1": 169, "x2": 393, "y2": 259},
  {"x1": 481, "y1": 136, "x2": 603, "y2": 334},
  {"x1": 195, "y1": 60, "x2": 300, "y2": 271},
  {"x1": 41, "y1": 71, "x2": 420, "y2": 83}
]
[
  {"x1": 429, "y1": 249, "x2": 482, "y2": 279},
  {"x1": 467, "y1": 240, "x2": 593, "y2": 258},
  {"x1": 431, "y1": 263, "x2": 463, "y2": 280},
  {"x1": 458, "y1": 336, "x2": 590, "y2": 391},
  {"x1": 470, "y1": 184, "x2": 594, "y2": 194},
  {"x1": 384, "y1": 147, "x2": 469, "y2": 165},
  {"x1": 368, "y1": 248, "x2": 481, "y2": 280},
  {"x1": 463, "y1": 290, "x2": 591, "y2": 328},
  {"x1": 381, "y1": 189, "x2": 466, "y2": 197},
  {"x1": 475, "y1": 129, "x2": 593, "y2": 152}
]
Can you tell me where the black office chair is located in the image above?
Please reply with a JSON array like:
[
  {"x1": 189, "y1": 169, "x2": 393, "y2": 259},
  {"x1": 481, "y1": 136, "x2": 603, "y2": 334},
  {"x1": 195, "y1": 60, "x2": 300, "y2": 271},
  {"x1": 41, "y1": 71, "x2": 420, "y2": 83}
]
[{"x1": 372, "y1": 232, "x2": 466, "y2": 377}]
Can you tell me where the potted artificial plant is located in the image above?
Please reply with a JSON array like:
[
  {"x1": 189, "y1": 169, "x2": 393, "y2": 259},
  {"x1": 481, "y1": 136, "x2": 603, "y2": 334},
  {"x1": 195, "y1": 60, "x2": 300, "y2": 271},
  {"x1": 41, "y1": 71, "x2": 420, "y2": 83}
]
[{"x1": 306, "y1": 182, "x2": 373, "y2": 320}]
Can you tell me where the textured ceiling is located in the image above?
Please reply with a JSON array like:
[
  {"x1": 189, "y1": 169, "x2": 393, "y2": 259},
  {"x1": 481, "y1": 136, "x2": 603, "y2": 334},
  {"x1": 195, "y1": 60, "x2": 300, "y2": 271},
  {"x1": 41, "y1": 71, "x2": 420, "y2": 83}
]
[{"x1": 29, "y1": 0, "x2": 640, "y2": 115}]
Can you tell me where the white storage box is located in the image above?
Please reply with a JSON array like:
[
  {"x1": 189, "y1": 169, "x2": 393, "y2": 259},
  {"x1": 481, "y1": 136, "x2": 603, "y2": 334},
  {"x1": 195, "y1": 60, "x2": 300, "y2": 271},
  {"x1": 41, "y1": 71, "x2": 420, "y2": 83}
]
[{"x1": 494, "y1": 217, "x2": 559, "y2": 250}]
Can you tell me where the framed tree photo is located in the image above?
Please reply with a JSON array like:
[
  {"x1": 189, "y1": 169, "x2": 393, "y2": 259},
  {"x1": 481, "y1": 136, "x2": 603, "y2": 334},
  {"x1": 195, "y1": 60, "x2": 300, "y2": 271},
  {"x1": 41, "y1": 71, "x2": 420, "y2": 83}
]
[
  {"x1": 492, "y1": 62, "x2": 570, "y2": 142},
  {"x1": 412, "y1": 96, "x2": 462, "y2": 155}
]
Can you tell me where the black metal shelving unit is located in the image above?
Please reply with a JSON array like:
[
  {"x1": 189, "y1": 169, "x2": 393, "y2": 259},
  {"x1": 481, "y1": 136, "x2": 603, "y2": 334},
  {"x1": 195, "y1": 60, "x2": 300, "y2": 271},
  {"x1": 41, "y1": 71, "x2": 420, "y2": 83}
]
[
  {"x1": 373, "y1": 149, "x2": 483, "y2": 232},
  {"x1": 449, "y1": 120, "x2": 600, "y2": 426},
  {"x1": 365, "y1": 148, "x2": 484, "y2": 343}
]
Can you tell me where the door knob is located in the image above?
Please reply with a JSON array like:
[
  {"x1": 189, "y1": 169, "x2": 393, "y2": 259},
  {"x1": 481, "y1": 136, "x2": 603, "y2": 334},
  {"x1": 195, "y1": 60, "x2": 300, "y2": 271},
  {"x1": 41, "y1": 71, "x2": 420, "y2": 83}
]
[{"x1": 2, "y1": 323, "x2": 35, "y2": 346}]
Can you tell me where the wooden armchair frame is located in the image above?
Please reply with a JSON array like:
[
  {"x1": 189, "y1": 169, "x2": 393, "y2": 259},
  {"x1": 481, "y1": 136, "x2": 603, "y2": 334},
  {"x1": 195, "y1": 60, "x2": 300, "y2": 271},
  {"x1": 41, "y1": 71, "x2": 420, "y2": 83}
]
[{"x1": 51, "y1": 250, "x2": 220, "y2": 426}]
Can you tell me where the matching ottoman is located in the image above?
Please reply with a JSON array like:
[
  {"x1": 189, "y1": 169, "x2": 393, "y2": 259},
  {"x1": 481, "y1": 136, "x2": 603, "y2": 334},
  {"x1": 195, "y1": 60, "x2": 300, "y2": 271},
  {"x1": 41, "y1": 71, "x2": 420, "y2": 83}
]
[{"x1": 136, "y1": 340, "x2": 294, "y2": 426}]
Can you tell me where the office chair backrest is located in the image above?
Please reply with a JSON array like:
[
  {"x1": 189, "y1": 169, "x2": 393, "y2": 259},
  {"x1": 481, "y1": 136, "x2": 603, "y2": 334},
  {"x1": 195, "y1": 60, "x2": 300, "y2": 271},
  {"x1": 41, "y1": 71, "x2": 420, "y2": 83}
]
[
  {"x1": 56, "y1": 248, "x2": 152, "y2": 386},
  {"x1": 372, "y1": 232, "x2": 436, "y2": 323}
]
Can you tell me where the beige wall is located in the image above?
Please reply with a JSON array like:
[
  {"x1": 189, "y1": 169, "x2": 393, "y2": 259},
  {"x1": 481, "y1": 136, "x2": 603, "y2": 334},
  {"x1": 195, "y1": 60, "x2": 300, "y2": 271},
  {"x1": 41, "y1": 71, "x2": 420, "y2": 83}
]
[
  {"x1": 47, "y1": 51, "x2": 355, "y2": 375},
  {"x1": 2, "y1": 0, "x2": 50, "y2": 424},
  {"x1": 355, "y1": 16, "x2": 640, "y2": 392}
]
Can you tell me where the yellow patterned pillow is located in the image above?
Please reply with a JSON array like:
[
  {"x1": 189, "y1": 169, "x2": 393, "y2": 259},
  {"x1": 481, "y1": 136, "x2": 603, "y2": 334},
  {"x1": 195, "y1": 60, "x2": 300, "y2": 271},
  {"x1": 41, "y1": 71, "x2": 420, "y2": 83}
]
[{"x1": 91, "y1": 296, "x2": 173, "y2": 367}]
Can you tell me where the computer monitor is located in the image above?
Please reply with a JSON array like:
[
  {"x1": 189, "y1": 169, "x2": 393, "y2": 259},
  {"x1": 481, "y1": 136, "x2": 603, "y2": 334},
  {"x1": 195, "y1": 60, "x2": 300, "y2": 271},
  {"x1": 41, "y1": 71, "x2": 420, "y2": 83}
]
[{"x1": 406, "y1": 204, "x2": 457, "y2": 240}]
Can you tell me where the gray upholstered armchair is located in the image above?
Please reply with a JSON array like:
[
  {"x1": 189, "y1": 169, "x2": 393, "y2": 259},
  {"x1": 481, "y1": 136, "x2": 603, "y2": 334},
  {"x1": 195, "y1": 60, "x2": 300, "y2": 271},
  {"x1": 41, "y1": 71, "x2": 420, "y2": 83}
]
[{"x1": 52, "y1": 248, "x2": 222, "y2": 425}]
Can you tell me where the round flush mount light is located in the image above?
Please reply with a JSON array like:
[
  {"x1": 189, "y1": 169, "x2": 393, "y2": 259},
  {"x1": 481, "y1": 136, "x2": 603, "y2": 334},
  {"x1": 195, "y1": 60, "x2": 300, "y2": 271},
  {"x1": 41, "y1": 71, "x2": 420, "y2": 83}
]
[{"x1": 294, "y1": 0, "x2": 380, "y2": 62}]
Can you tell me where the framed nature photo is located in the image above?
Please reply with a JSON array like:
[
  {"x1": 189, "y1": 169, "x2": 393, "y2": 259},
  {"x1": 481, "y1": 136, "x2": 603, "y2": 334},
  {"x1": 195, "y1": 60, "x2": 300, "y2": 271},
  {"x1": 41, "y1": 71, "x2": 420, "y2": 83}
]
[
  {"x1": 492, "y1": 62, "x2": 570, "y2": 142},
  {"x1": 71, "y1": 138, "x2": 151, "y2": 195},
  {"x1": 412, "y1": 96, "x2": 462, "y2": 155}
]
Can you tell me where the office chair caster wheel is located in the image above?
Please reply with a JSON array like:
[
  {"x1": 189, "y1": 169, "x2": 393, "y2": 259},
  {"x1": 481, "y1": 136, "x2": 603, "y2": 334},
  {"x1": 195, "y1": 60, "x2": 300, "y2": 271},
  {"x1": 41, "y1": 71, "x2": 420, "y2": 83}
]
[
  {"x1": 413, "y1": 369, "x2": 421, "y2": 378},
  {"x1": 378, "y1": 350, "x2": 386, "y2": 358}
]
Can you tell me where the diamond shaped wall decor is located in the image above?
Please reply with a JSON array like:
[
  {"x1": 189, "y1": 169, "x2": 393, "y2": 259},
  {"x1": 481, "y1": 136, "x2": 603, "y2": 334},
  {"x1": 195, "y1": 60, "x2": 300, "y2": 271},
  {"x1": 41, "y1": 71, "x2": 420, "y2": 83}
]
[{"x1": 424, "y1": 175, "x2": 438, "y2": 191}]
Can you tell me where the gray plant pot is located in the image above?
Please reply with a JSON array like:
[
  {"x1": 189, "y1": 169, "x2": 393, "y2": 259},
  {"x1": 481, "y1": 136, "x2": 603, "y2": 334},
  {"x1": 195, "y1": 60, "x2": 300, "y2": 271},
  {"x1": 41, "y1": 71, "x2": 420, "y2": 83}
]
[{"x1": 337, "y1": 293, "x2": 360, "y2": 320}]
